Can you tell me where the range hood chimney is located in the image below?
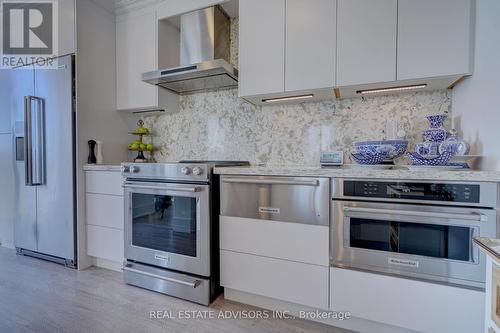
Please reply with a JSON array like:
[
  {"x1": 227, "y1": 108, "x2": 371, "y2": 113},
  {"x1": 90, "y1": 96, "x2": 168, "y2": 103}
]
[{"x1": 143, "y1": 6, "x2": 238, "y2": 95}]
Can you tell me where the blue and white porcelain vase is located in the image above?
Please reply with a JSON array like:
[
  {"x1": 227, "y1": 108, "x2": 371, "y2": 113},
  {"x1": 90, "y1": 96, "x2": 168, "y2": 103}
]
[{"x1": 439, "y1": 129, "x2": 470, "y2": 155}]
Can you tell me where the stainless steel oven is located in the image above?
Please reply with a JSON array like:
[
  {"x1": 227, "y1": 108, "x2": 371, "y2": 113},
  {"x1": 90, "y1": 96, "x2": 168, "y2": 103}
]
[
  {"x1": 123, "y1": 180, "x2": 210, "y2": 276},
  {"x1": 332, "y1": 178, "x2": 499, "y2": 289},
  {"x1": 121, "y1": 161, "x2": 248, "y2": 305}
]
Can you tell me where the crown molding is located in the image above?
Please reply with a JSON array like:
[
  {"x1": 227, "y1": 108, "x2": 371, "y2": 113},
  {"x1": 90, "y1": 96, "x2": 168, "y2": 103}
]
[{"x1": 115, "y1": 0, "x2": 165, "y2": 15}]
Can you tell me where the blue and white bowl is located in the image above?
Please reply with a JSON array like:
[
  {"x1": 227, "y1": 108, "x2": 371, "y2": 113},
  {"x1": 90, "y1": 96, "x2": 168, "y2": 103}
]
[
  {"x1": 407, "y1": 151, "x2": 454, "y2": 166},
  {"x1": 351, "y1": 152, "x2": 388, "y2": 165},
  {"x1": 354, "y1": 140, "x2": 408, "y2": 160}
]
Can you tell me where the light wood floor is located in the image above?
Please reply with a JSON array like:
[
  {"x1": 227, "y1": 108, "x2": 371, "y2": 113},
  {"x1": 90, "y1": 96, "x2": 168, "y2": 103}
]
[{"x1": 0, "y1": 247, "x2": 355, "y2": 333}]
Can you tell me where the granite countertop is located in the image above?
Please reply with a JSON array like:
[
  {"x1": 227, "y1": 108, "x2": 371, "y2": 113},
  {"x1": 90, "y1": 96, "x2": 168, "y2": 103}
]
[
  {"x1": 474, "y1": 237, "x2": 500, "y2": 262},
  {"x1": 213, "y1": 165, "x2": 500, "y2": 182},
  {"x1": 83, "y1": 164, "x2": 122, "y2": 172}
]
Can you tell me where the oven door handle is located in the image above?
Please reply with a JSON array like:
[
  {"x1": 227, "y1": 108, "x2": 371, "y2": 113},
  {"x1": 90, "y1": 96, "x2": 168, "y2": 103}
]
[
  {"x1": 123, "y1": 183, "x2": 201, "y2": 193},
  {"x1": 343, "y1": 206, "x2": 488, "y2": 222},
  {"x1": 123, "y1": 265, "x2": 202, "y2": 288}
]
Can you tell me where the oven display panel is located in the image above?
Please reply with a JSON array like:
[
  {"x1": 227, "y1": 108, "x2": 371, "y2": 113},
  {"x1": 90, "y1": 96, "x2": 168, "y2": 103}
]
[{"x1": 344, "y1": 181, "x2": 480, "y2": 203}]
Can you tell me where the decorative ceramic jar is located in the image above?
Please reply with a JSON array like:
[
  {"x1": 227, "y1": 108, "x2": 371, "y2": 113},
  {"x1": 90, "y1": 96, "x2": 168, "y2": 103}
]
[
  {"x1": 439, "y1": 129, "x2": 470, "y2": 155},
  {"x1": 426, "y1": 114, "x2": 448, "y2": 128},
  {"x1": 414, "y1": 142, "x2": 440, "y2": 157},
  {"x1": 422, "y1": 128, "x2": 450, "y2": 142}
]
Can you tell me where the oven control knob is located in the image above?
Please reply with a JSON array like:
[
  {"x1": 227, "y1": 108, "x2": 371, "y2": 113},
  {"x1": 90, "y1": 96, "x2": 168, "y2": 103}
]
[
  {"x1": 192, "y1": 167, "x2": 203, "y2": 176},
  {"x1": 181, "y1": 166, "x2": 191, "y2": 175},
  {"x1": 120, "y1": 165, "x2": 129, "y2": 173},
  {"x1": 129, "y1": 165, "x2": 139, "y2": 173}
]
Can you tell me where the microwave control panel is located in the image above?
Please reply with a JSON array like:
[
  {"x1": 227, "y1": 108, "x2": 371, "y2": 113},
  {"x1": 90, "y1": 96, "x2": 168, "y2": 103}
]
[{"x1": 343, "y1": 181, "x2": 480, "y2": 203}]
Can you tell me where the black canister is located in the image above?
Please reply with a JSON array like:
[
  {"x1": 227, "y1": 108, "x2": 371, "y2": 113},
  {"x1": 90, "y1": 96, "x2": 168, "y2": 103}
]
[{"x1": 88, "y1": 140, "x2": 97, "y2": 164}]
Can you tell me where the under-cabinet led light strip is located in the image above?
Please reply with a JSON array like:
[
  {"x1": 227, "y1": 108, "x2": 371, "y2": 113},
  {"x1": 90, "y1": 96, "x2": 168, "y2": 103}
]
[
  {"x1": 356, "y1": 84, "x2": 427, "y2": 95},
  {"x1": 262, "y1": 94, "x2": 314, "y2": 103}
]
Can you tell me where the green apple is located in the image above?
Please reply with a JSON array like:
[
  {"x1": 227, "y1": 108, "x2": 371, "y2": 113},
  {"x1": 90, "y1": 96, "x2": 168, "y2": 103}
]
[
  {"x1": 130, "y1": 143, "x2": 139, "y2": 150},
  {"x1": 146, "y1": 143, "x2": 154, "y2": 151},
  {"x1": 139, "y1": 144, "x2": 147, "y2": 150}
]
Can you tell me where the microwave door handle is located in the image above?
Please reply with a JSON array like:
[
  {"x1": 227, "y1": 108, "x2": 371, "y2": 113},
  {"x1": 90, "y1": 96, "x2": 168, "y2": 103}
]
[{"x1": 343, "y1": 207, "x2": 488, "y2": 222}]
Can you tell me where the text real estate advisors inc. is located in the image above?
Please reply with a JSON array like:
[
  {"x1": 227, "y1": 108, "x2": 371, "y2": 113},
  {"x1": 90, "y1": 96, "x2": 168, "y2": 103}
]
[{"x1": 149, "y1": 309, "x2": 352, "y2": 321}]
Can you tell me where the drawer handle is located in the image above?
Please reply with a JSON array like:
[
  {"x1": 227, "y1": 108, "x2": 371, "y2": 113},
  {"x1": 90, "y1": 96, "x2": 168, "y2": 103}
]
[
  {"x1": 123, "y1": 265, "x2": 201, "y2": 288},
  {"x1": 222, "y1": 178, "x2": 319, "y2": 186}
]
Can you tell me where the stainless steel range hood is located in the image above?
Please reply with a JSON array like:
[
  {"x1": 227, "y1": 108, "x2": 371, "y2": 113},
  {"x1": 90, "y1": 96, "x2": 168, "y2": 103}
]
[{"x1": 143, "y1": 6, "x2": 238, "y2": 95}]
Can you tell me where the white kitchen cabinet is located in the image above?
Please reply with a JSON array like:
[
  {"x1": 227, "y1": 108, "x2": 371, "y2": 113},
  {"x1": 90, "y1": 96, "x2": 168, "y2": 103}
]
[
  {"x1": 85, "y1": 170, "x2": 124, "y2": 267},
  {"x1": 330, "y1": 267, "x2": 484, "y2": 333},
  {"x1": 85, "y1": 170, "x2": 124, "y2": 196},
  {"x1": 220, "y1": 216, "x2": 329, "y2": 266},
  {"x1": 336, "y1": 0, "x2": 397, "y2": 86},
  {"x1": 58, "y1": 0, "x2": 76, "y2": 56},
  {"x1": 239, "y1": 0, "x2": 285, "y2": 97},
  {"x1": 239, "y1": 0, "x2": 338, "y2": 102},
  {"x1": 87, "y1": 225, "x2": 124, "y2": 263},
  {"x1": 221, "y1": 250, "x2": 329, "y2": 310},
  {"x1": 397, "y1": 0, "x2": 474, "y2": 80},
  {"x1": 285, "y1": 0, "x2": 336, "y2": 91},
  {"x1": 116, "y1": 10, "x2": 159, "y2": 111}
]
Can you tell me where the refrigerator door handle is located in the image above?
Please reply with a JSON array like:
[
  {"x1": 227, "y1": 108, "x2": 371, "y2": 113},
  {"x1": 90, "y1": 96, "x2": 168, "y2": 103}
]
[
  {"x1": 24, "y1": 96, "x2": 45, "y2": 186},
  {"x1": 24, "y1": 96, "x2": 33, "y2": 186}
]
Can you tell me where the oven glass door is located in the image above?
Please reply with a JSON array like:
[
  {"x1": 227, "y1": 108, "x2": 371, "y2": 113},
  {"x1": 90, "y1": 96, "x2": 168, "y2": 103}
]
[
  {"x1": 349, "y1": 217, "x2": 473, "y2": 262},
  {"x1": 124, "y1": 181, "x2": 210, "y2": 277},
  {"x1": 131, "y1": 192, "x2": 198, "y2": 257}
]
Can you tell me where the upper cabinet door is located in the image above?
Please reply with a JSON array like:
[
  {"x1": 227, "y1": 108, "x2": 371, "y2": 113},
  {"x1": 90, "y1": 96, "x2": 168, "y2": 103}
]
[
  {"x1": 239, "y1": 0, "x2": 285, "y2": 97},
  {"x1": 397, "y1": 0, "x2": 474, "y2": 80},
  {"x1": 285, "y1": 0, "x2": 336, "y2": 92},
  {"x1": 337, "y1": 0, "x2": 397, "y2": 86},
  {"x1": 116, "y1": 10, "x2": 157, "y2": 110}
]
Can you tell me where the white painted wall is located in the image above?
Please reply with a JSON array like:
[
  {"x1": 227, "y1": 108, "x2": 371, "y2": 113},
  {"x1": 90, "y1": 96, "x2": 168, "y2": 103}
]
[
  {"x1": 75, "y1": 0, "x2": 131, "y2": 269},
  {"x1": 452, "y1": 0, "x2": 500, "y2": 171}
]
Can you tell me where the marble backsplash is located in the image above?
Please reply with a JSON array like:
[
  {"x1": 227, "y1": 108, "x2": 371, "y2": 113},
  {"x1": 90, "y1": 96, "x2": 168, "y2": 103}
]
[{"x1": 143, "y1": 89, "x2": 451, "y2": 166}]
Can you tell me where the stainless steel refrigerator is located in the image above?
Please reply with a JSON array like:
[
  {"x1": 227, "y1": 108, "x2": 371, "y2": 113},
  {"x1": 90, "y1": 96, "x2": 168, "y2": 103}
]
[{"x1": 11, "y1": 55, "x2": 76, "y2": 267}]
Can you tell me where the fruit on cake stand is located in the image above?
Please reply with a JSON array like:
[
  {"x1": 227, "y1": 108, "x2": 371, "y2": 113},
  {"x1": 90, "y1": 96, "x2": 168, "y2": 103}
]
[{"x1": 127, "y1": 120, "x2": 155, "y2": 163}]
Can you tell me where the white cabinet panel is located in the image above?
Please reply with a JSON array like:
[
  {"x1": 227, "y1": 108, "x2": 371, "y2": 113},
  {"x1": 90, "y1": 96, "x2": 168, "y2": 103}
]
[
  {"x1": 221, "y1": 250, "x2": 329, "y2": 310},
  {"x1": 86, "y1": 193, "x2": 124, "y2": 230},
  {"x1": 116, "y1": 10, "x2": 157, "y2": 110},
  {"x1": 285, "y1": 0, "x2": 336, "y2": 91},
  {"x1": 87, "y1": 225, "x2": 124, "y2": 263},
  {"x1": 220, "y1": 216, "x2": 329, "y2": 266},
  {"x1": 397, "y1": 0, "x2": 474, "y2": 80},
  {"x1": 239, "y1": 0, "x2": 285, "y2": 97},
  {"x1": 337, "y1": 0, "x2": 397, "y2": 86},
  {"x1": 58, "y1": 0, "x2": 76, "y2": 56},
  {"x1": 85, "y1": 171, "x2": 123, "y2": 196},
  {"x1": 330, "y1": 267, "x2": 484, "y2": 333}
]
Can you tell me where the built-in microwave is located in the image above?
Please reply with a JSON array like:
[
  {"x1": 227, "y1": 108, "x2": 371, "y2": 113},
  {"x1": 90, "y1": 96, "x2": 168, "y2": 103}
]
[{"x1": 331, "y1": 179, "x2": 498, "y2": 289}]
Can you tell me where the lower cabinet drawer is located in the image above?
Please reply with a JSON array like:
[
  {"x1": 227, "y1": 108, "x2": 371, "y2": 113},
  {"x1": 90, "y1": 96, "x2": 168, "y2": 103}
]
[
  {"x1": 86, "y1": 193, "x2": 124, "y2": 229},
  {"x1": 220, "y1": 216, "x2": 329, "y2": 266},
  {"x1": 87, "y1": 225, "x2": 124, "y2": 263},
  {"x1": 220, "y1": 250, "x2": 329, "y2": 310},
  {"x1": 330, "y1": 267, "x2": 484, "y2": 333}
]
